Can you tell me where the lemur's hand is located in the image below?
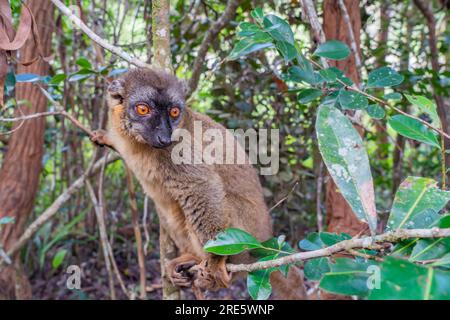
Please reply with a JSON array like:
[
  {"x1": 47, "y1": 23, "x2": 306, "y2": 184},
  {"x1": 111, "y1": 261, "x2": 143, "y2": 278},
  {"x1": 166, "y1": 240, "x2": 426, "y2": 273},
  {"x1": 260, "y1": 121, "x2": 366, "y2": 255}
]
[
  {"x1": 194, "y1": 255, "x2": 231, "y2": 291},
  {"x1": 91, "y1": 129, "x2": 113, "y2": 148}
]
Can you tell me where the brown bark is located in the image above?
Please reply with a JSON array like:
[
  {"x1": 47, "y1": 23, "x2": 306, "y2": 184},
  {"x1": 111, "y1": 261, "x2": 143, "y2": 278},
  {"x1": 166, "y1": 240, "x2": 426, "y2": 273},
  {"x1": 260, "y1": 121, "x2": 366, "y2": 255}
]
[
  {"x1": 323, "y1": 0, "x2": 366, "y2": 236},
  {"x1": 413, "y1": 0, "x2": 450, "y2": 187},
  {"x1": 0, "y1": 2, "x2": 54, "y2": 299}
]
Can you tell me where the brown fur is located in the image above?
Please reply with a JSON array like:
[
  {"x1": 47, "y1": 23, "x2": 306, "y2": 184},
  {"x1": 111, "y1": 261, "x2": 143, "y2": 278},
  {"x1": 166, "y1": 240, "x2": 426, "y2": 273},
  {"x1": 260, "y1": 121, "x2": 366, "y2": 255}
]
[{"x1": 93, "y1": 69, "x2": 306, "y2": 299}]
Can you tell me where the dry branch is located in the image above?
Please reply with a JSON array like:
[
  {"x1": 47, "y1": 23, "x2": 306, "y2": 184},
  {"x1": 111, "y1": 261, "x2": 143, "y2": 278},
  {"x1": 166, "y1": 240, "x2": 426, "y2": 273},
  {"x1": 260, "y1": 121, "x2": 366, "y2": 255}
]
[
  {"x1": 187, "y1": 0, "x2": 241, "y2": 96},
  {"x1": 50, "y1": 0, "x2": 150, "y2": 68},
  {"x1": 226, "y1": 227, "x2": 450, "y2": 273}
]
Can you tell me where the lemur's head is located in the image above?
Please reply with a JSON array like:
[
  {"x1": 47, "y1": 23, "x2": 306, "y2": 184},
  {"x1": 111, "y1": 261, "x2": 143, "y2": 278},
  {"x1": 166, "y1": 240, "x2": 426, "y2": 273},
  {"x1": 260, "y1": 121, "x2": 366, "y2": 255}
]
[{"x1": 107, "y1": 68, "x2": 187, "y2": 148}]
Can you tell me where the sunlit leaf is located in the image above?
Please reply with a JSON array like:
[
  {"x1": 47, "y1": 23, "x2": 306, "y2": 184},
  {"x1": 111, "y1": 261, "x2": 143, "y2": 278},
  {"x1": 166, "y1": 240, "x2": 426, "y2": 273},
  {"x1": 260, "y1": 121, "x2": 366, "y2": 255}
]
[
  {"x1": 365, "y1": 104, "x2": 386, "y2": 119},
  {"x1": 404, "y1": 94, "x2": 441, "y2": 128},
  {"x1": 228, "y1": 38, "x2": 273, "y2": 60},
  {"x1": 203, "y1": 228, "x2": 262, "y2": 255},
  {"x1": 339, "y1": 90, "x2": 369, "y2": 110},
  {"x1": 316, "y1": 105, "x2": 377, "y2": 233},
  {"x1": 76, "y1": 57, "x2": 92, "y2": 69},
  {"x1": 387, "y1": 177, "x2": 450, "y2": 230},
  {"x1": 52, "y1": 249, "x2": 68, "y2": 270},
  {"x1": 367, "y1": 67, "x2": 404, "y2": 88},
  {"x1": 388, "y1": 115, "x2": 440, "y2": 148}
]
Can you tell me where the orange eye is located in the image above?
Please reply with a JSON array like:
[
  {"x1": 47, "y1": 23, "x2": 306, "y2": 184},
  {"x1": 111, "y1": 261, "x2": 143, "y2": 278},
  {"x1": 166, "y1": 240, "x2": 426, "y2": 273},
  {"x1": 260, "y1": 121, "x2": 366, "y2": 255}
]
[
  {"x1": 136, "y1": 104, "x2": 150, "y2": 116},
  {"x1": 169, "y1": 107, "x2": 180, "y2": 118}
]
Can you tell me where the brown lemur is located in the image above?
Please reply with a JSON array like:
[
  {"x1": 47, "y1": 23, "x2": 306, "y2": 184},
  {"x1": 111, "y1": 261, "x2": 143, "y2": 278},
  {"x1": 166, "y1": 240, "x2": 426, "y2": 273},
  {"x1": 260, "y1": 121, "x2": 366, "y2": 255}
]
[{"x1": 92, "y1": 68, "x2": 306, "y2": 299}]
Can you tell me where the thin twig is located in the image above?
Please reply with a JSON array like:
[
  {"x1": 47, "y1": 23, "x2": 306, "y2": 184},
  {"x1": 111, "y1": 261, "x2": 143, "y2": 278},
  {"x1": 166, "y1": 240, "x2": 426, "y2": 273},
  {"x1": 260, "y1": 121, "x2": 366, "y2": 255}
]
[
  {"x1": 337, "y1": 0, "x2": 362, "y2": 71},
  {"x1": 50, "y1": 0, "x2": 150, "y2": 68},
  {"x1": 300, "y1": 0, "x2": 329, "y2": 67},
  {"x1": 186, "y1": 0, "x2": 241, "y2": 96},
  {"x1": 226, "y1": 227, "x2": 450, "y2": 273},
  {"x1": 269, "y1": 181, "x2": 299, "y2": 212},
  {"x1": 86, "y1": 180, "x2": 116, "y2": 300},
  {"x1": 126, "y1": 165, "x2": 147, "y2": 300}
]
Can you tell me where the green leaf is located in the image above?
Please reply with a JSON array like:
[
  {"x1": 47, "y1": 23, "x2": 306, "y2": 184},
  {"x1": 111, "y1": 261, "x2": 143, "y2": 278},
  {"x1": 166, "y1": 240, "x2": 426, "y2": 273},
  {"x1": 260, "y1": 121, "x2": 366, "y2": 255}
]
[
  {"x1": 404, "y1": 94, "x2": 441, "y2": 128},
  {"x1": 274, "y1": 41, "x2": 297, "y2": 62},
  {"x1": 76, "y1": 57, "x2": 92, "y2": 69},
  {"x1": 383, "y1": 92, "x2": 402, "y2": 101},
  {"x1": 365, "y1": 104, "x2": 386, "y2": 119},
  {"x1": 304, "y1": 258, "x2": 330, "y2": 281},
  {"x1": 252, "y1": 237, "x2": 295, "y2": 258},
  {"x1": 409, "y1": 216, "x2": 450, "y2": 262},
  {"x1": 0, "y1": 216, "x2": 15, "y2": 225},
  {"x1": 247, "y1": 268, "x2": 274, "y2": 300},
  {"x1": 318, "y1": 68, "x2": 338, "y2": 82},
  {"x1": 387, "y1": 177, "x2": 450, "y2": 230},
  {"x1": 314, "y1": 40, "x2": 350, "y2": 60},
  {"x1": 319, "y1": 258, "x2": 378, "y2": 296},
  {"x1": 368, "y1": 257, "x2": 450, "y2": 300},
  {"x1": 52, "y1": 249, "x2": 68, "y2": 270},
  {"x1": 203, "y1": 228, "x2": 262, "y2": 255},
  {"x1": 262, "y1": 15, "x2": 295, "y2": 45},
  {"x1": 326, "y1": 67, "x2": 353, "y2": 86},
  {"x1": 108, "y1": 68, "x2": 128, "y2": 77},
  {"x1": 320, "y1": 232, "x2": 352, "y2": 246},
  {"x1": 430, "y1": 252, "x2": 450, "y2": 268},
  {"x1": 250, "y1": 8, "x2": 264, "y2": 24},
  {"x1": 228, "y1": 38, "x2": 273, "y2": 60},
  {"x1": 338, "y1": 90, "x2": 368, "y2": 110},
  {"x1": 237, "y1": 22, "x2": 260, "y2": 36},
  {"x1": 299, "y1": 232, "x2": 324, "y2": 251},
  {"x1": 15, "y1": 73, "x2": 41, "y2": 83},
  {"x1": 287, "y1": 66, "x2": 320, "y2": 85},
  {"x1": 388, "y1": 115, "x2": 440, "y2": 148},
  {"x1": 299, "y1": 232, "x2": 351, "y2": 251},
  {"x1": 316, "y1": 105, "x2": 377, "y2": 233},
  {"x1": 367, "y1": 67, "x2": 404, "y2": 88},
  {"x1": 50, "y1": 73, "x2": 67, "y2": 84},
  {"x1": 297, "y1": 88, "x2": 322, "y2": 104}
]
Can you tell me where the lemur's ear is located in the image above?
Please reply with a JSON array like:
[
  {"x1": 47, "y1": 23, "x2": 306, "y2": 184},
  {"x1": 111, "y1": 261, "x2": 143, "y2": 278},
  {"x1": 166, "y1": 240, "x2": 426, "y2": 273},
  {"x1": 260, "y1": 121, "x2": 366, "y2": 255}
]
[
  {"x1": 108, "y1": 79, "x2": 125, "y2": 98},
  {"x1": 107, "y1": 78, "x2": 125, "y2": 106},
  {"x1": 179, "y1": 79, "x2": 189, "y2": 97}
]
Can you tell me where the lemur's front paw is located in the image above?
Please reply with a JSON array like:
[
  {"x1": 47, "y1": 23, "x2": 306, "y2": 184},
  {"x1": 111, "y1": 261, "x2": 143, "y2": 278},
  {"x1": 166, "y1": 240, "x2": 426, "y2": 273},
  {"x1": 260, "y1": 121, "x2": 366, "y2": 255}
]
[
  {"x1": 167, "y1": 254, "x2": 200, "y2": 288},
  {"x1": 194, "y1": 256, "x2": 231, "y2": 291},
  {"x1": 91, "y1": 129, "x2": 109, "y2": 147}
]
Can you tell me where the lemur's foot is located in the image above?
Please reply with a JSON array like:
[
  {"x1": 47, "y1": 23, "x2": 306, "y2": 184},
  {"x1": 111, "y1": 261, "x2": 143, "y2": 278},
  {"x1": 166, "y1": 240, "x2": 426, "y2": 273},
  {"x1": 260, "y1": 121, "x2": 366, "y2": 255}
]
[
  {"x1": 194, "y1": 256, "x2": 231, "y2": 291},
  {"x1": 91, "y1": 129, "x2": 110, "y2": 147},
  {"x1": 167, "y1": 254, "x2": 200, "y2": 288}
]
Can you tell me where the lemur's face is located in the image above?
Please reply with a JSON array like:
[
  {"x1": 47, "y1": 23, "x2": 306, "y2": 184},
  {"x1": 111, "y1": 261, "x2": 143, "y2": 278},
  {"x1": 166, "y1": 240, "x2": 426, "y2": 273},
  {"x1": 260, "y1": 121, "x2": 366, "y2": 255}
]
[{"x1": 108, "y1": 69, "x2": 186, "y2": 148}]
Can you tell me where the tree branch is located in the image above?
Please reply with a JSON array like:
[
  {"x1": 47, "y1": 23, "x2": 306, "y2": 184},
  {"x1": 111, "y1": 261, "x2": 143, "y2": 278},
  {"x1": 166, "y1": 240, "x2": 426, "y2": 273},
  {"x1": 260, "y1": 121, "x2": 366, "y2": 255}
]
[
  {"x1": 226, "y1": 227, "x2": 450, "y2": 273},
  {"x1": 300, "y1": 0, "x2": 329, "y2": 68},
  {"x1": 337, "y1": 0, "x2": 362, "y2": 71},
  {"x1": 50, "y1": 0, "x2": 150, "y2": 68},
  {"x1": 186, "y1": 0, "x2": 241, "y2": 96}
]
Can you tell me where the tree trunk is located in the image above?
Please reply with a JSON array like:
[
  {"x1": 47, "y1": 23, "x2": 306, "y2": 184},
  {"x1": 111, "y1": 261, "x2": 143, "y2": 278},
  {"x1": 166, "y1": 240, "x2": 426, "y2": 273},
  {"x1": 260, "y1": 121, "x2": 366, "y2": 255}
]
[
  {"x1": 0, "y1": 1, "x2": 54, "y2": 299},
  {"x1": 323, "y1": 0, "x2": 366, "y2": 236},
  {"x1": 151, "y1": 0, "x2": 181, "y2": 300}
]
